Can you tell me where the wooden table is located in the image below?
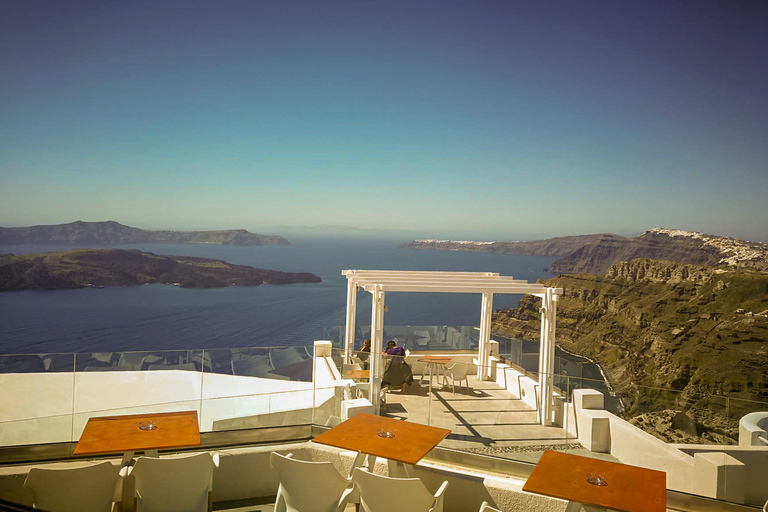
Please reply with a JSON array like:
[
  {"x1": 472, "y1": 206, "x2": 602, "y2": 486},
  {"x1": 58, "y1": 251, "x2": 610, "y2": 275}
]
[
  {"x1": 73, "y1": 410, "x2": 201, "y2": 464},
  {"x1": 418, "y1": 356, "x2": 451, "y2": 385},
  {"x1": 347, "y1": 369, "x2": 370, "y2": 380},
  {"x1": 523, "y1": 450, "x2": 666, "y2": 512},
  {"x1": 313, "y1": 412, "x2": 450, "y2": 474}
]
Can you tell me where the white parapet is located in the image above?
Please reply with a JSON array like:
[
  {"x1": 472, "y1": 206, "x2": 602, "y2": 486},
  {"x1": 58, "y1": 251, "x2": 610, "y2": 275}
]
[
  {"x1": 692, "y1": 452, "x2": 745, "y2": 503},
  {"x1": 738, "y1": 411, "x2": 768, "y2": 446}
]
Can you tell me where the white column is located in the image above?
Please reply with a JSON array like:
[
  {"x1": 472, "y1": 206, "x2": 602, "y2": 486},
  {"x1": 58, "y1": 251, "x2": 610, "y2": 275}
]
[
  {"x1": 538, "y1": 289, "x2": 556, "y2": 426},
  {"x1": 343, "y1": 278, "x2": 357, "y2": 363},
  {"x1": 477, "y1": 292, "x2": 493, "y2": 380},
  {"x1": 369, "y1": 285, "x2": 385, "y2": 415}
]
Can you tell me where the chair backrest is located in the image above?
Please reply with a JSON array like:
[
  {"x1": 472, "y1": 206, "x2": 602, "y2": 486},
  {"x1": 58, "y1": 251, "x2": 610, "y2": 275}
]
[
  {"x1": 23, "y1": 461, "x2": 120, "y2": 512},
  {"x1": 270, "y1": 452, "x2": 351, "y2": 512},
  {"x1": 352, "y1": 468, "x2": 447, "y2": 512},
  {"x1": 479, "y1": 501, "x2": 502, "y2": 512},
  {"x1": 448, "y1": 362, "x2": 470, "y2": 379},
  {"x1": 131, "y1": 452, "x2": 218, "y2": 512}
]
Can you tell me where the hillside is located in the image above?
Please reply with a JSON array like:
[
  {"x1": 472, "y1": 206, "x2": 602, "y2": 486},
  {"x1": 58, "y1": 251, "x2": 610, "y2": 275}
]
[
  {"x1": 0, "y1": 249, "x2": 321, "y2": 291},
  {"x1": 493, "y1": 258, "x2": 768, "y2": 444},
  {"x1": 400, "y1": 234, "x2": 606, "y2": 257},
  {"x1": 402, "y1": 229, "x2": 768, "y2": 276},
  {"x1": 0, "y1": 221, "x2": 289, "y2": 246}
]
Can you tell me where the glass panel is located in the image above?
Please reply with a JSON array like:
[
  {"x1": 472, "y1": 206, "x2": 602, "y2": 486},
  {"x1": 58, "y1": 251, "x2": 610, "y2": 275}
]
[{"x1": 0, "y1": 357, "x2": 76, "y2": 445}]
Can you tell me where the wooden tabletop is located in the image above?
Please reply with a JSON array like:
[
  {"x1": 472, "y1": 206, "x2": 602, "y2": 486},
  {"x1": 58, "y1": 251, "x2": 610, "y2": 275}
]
[
  {"x1": 523, "y1": 450, "x2": 666, "y2": 512},
  {"x1": 73, "y1": 410, "x2": 201, "y2": 456},
  {"x1": 418, "y1": 356, "x2": 452, "y2": 364},
  {"x1": 347, "y1": 369, "x2": 370, "y2": 380},
  {"x1": 312, "y1": 413, "x2": 450, "y2": 465}
]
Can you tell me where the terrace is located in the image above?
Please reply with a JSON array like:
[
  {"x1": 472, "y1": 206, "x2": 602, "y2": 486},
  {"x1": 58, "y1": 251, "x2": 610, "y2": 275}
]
[{"x1": 0, "y1": 271, "x2": 766, "y2": 511}]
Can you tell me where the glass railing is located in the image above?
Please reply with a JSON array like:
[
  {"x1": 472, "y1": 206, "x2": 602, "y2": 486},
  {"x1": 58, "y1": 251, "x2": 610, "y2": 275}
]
[
  {"x1": 0, "y1": 345, "x2": 322, "y2": 450},
  {"x1": 2, "y1": 345, "x2": 767, "y2": 507}
]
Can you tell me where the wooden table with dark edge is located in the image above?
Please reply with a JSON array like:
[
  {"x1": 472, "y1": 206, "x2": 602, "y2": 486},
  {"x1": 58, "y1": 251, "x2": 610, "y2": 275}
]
[
  {"x1": 522, "y1": 450, "x2": 666, "y2": 512},
  {"x1": 73, "y1": 410, "x2": 201, "y2": 464},
  {"x1": 312, "y1": 412, "x2": 451, "y2": 474},
  {"x1": 346, "y1": 369, "x2": 371, "y2": 381}
]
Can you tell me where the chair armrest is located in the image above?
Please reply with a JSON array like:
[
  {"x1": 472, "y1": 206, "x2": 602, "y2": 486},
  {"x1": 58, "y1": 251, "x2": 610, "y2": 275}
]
[{"x1": 432, "y1": 480, "x2": 449, "y2": 512}]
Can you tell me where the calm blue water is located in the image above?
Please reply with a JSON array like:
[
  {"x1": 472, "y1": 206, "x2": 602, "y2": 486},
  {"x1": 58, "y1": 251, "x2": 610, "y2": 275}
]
[{"x1": 0, "y1": 236, "x2": 558, "y2": 354}]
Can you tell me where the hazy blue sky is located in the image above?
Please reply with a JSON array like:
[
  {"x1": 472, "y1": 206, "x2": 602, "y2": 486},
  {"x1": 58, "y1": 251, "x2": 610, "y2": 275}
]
[{"x1": 2, "y1": 1, "x2": 767, "y2": 241}]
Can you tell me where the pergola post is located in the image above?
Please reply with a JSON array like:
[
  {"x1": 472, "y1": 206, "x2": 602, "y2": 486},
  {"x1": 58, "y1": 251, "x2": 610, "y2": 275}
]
[
  {"x1": 538, "y1": 288, "x2": 557, "y2": 426},
  {"x1": 477, "y1": 292, "x2": 494, "y2": 380},
  {"x1": 343, "y1": 278, "x2": 357, "y2": 363},
  {"x1": 369, "y1": 285, "x2": 385, "y2": 415}
]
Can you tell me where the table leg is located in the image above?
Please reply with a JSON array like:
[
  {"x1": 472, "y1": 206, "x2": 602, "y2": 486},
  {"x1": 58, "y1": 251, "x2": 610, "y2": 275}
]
[
  {"x1": 565, "y1": 501, "x2": 603, "y2": 512},
  {"x1": 120, "y1": 451, "x2": 135, "y2": 466},
  {"x1": 386, "y1": 459, "x2": 413, "y2": 478}
]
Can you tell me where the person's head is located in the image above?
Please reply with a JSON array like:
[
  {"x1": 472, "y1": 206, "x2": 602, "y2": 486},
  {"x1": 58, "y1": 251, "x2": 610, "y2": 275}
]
[
  {"x1": 387, "y1": 340, "x2": 396, "y2": 349},
  {"x1": 362, "y1": 338, "x2": 371, "y2": 347}
]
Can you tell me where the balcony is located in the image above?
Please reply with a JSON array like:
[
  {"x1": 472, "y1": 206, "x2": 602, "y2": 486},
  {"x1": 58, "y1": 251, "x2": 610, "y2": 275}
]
[{"x1": 1, "y1": 336, "x2": 766, "y2": 511}]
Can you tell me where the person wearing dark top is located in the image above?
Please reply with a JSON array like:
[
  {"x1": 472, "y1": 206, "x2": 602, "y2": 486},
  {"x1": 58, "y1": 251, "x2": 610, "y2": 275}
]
[
  {"x1": 357, "y1": 338, "x2": 371, "y2": 369},
  {"x1": 385, "y1": 340, "x2": 406, "y2": 359},
  {"x1": 382, "y1": 341, "x2": 412, "y2": 392}
]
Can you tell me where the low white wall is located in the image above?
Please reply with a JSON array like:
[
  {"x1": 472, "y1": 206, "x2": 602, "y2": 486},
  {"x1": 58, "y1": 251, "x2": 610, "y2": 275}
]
[{"x1": 676, "y1": 444, "x2": 768, "y2": 506}]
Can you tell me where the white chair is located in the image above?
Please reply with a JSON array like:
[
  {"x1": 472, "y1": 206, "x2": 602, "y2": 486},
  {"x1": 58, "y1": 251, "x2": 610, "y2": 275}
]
[
  {"x1": 442, "y1": 362, "x2": 470, "y2": 394},
  {"x1": 270, "y1": 452, "x2": 357, "y2": 512},
  {"x1": 352, "y1": 467, "x2": 448, "y2": 512},
  {"x1": 479, "y1": 501, "x2": 502, "y2": 512},
  {"x1": 125, "y1": 452, "x2": 219, "y2": 512},
  {"x1": 23, "y1": 461, "x2": 121, "y2": 512}
]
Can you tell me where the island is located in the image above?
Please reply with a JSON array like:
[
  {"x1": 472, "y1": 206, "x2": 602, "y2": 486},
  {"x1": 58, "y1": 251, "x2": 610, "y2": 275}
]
[
  {"x1": 0, "y1": 220, "x2": 290, "y2": 246},
  {"x1": 0, "y1": 249, "x2": 321, "y2": 291}
]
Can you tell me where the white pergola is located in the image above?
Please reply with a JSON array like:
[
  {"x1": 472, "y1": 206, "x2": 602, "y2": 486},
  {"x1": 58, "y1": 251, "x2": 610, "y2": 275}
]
[{"x1": 341, "y1": 270, "x2": 562, "y2": 424}]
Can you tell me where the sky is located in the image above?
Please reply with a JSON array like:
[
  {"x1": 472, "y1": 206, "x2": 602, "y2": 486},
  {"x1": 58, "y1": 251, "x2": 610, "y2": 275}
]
[{"x1": 1, "y1": 0, "x2": 767, "y2": 242}]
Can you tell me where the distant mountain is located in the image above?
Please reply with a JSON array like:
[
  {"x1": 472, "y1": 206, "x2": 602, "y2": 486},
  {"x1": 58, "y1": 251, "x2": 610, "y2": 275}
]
[
  {"x1": 0, "y1": 249, "x2": 321, "y2": 291},
  {"x1": 401, "y1": 229, "x2": 768, "y2": 273},
  {"x1": 400, "y1": 234, "x2": 606, "y2": 257},
  {"x1": 0, "y1": 221, "x2": 290, "y2": 246}
]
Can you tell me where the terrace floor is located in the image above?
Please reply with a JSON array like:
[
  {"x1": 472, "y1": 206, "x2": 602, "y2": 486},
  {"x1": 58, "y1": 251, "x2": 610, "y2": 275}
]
[{"x1": 379, "y1": 370, "x2": 617, "y2": 464}]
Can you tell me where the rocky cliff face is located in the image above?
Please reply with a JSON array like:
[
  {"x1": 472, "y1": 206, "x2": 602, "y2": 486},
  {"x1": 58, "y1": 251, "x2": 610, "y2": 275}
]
[
  {"x1": 493, "y1": 258, "x2": 768, "y2": 444},
  {"x1": 400, "y1": 234, "x2": 606, "y2": 257},
  {"x1": 0, "y1": 221, "x2": 290, "y2": 246},
  {"x1": 550, "y1": 229, "x2": 768, "y2": 274}
]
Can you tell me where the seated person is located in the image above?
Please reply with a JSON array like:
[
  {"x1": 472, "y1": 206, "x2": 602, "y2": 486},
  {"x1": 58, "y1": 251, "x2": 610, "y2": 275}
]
[
  {"x1": 357, "y1": 338, "x2": 371, "y2": 369},
  {"x1": 385, "y1": 340, "x2": 406, "y2": 360},
  {"x1": 382, "y1": 341, "x2": 412, "y2": 392}
]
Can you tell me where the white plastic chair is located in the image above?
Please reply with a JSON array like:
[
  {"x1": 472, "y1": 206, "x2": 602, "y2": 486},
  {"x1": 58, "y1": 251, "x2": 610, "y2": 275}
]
[
  {"x1": 352, "y1": 467, "x2": 448, "y2": 512},
  {"x1": 479, "y1": 501, "x2": 502, "y2": 512},
  {"x1": 23, "y1": 460, "x2": 121, "y2": 512},
  {"x1": 270, "y1": 452, "x2": 357, "y2": 512},
  {"x1": 125, "y1": 452, "x2": 219, "y2": 512},
  {"x1": 442, "y1": 362, "x2": 470, "y2": 394}
]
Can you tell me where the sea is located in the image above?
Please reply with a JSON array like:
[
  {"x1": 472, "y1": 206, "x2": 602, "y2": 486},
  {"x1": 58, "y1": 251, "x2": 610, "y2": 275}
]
[
  {"x1": 0, "y1": 234, "x2": 618, "y2": 404},
  {"x1": 0, "y1": 234, "x2": 556, "y2": 355}
]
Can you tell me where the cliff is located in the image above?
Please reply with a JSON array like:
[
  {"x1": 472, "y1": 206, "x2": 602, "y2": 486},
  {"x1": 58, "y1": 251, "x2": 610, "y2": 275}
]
[
  {"x1": 400, "y1": 234, "x2": 606, "y2": 257},
  {"x1": 550, "y1": 228, "x2": 768, "y2": 274},
  {"x1": 0, "y1": 221, "x2": 290, "y2": 246},
  {"x1": 493, "y1": 258, "x2": 768, "y2": 444},
  {"x1": 0, "y1": 249, "x2": 321, "y2": 291}
]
